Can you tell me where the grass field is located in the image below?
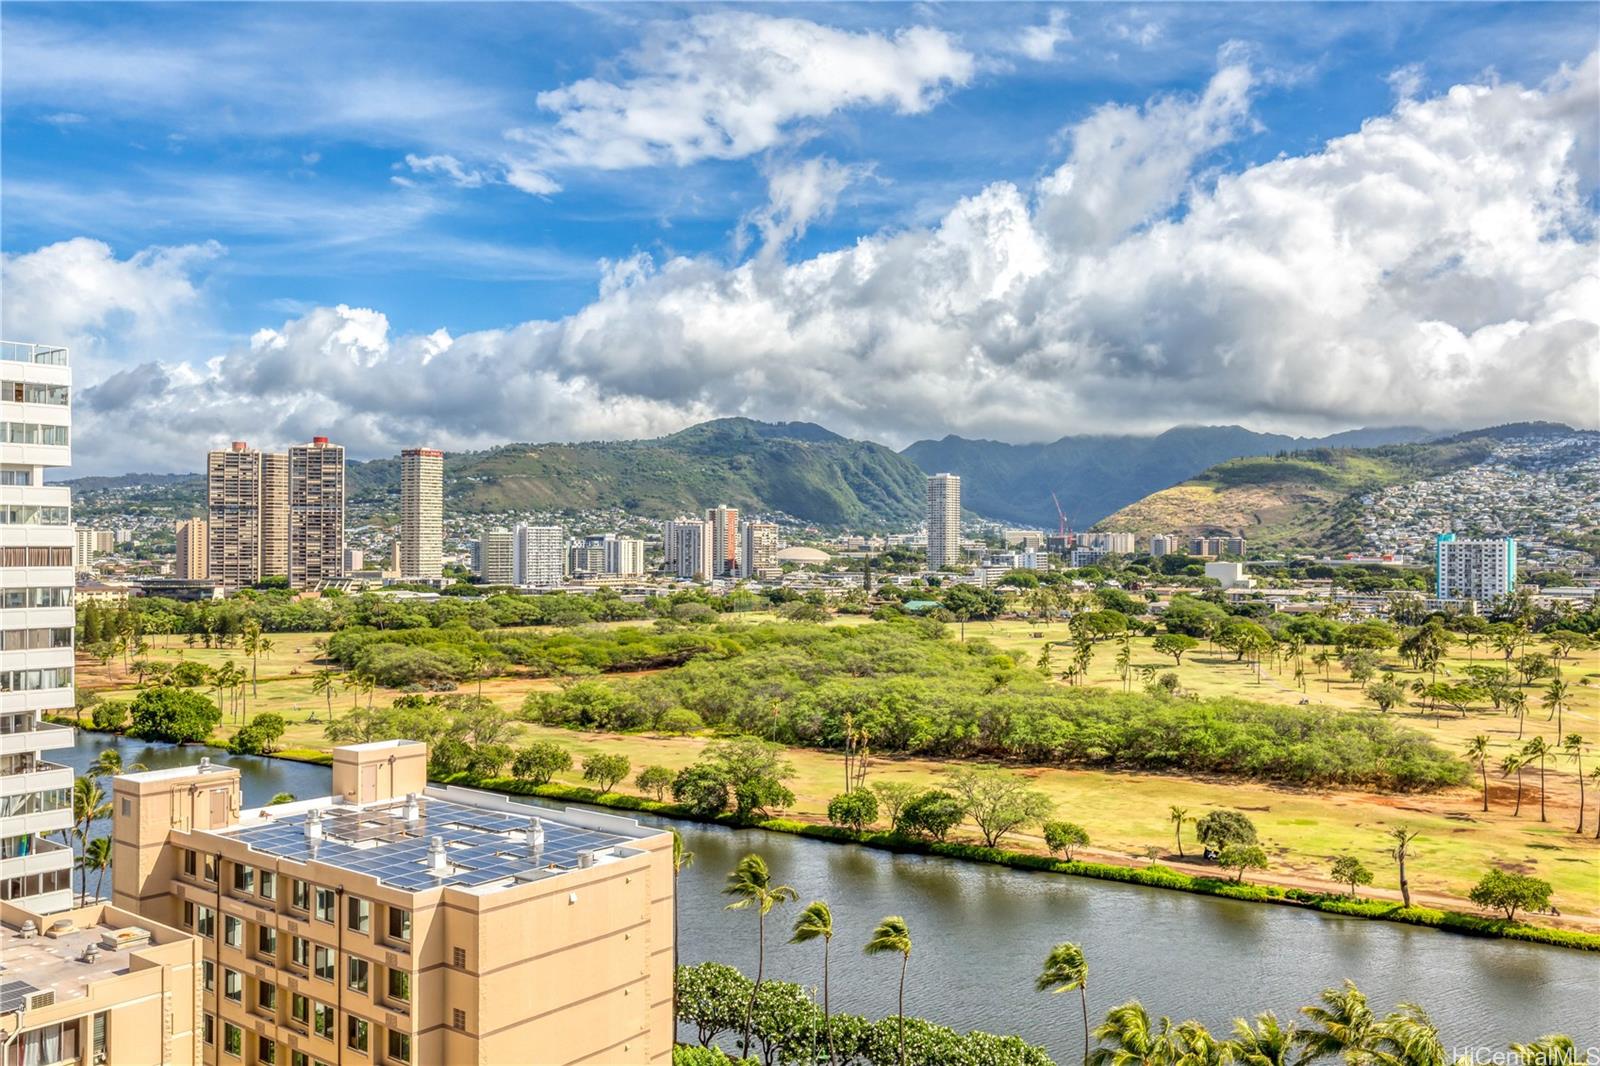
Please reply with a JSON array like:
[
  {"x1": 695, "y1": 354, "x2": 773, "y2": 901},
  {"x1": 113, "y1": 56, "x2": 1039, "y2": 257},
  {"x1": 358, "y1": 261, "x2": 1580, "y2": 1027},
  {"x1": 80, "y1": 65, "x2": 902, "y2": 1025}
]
[{"x1": 79, "y1": 617, "x2": 1600, "y2": 924}]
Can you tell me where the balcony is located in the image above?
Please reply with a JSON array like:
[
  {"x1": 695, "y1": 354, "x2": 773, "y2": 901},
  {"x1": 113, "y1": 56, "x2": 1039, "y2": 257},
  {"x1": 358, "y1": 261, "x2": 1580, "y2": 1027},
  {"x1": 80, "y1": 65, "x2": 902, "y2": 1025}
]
[
  {"x1": 0, "y1": 341, "x2": 69, "y2": 366},
  {"x1": 0, "y1": 720, "x2": 74, "y2": 756},
  {"x1": 0, "y1": 835, "x2": 73, "y2": 877},
  {"x1": 0, "y1": 760, "x2": 74, "y2": 798},
  {"x1": 0, "y1": 804, "x2": 73, "y2": 838}
]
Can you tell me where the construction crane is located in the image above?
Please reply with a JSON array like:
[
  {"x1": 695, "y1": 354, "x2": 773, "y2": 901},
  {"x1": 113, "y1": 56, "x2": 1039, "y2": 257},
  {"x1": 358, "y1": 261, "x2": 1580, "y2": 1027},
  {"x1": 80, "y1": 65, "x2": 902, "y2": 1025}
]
[{"x1": 1051, "y1": 492, "x2": 1071, "y2": 538}]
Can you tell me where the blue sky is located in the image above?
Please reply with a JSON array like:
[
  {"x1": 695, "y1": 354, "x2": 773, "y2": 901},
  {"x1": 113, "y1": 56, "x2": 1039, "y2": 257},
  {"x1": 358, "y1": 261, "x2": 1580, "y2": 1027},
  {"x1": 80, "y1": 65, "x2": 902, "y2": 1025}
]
[{"x1": 2, "y1": 3, "x2": 1596, "y2": 472}]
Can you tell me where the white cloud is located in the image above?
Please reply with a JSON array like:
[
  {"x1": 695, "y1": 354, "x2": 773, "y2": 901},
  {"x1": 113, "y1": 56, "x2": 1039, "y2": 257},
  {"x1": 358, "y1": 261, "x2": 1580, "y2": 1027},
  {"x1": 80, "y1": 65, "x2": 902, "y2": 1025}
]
[
  {"x1": 507, "y1": 12, "x2": 974, "y2": 188},
  {"x1": 16, "y1": 55, "x2": 1599, "y2": 474},
  {"x1": 743, "y1": 157, "x2": 870, "y2": 251},
  {"x1": 1015, "y1": 11, "x2": 1072, "y2": 62},
  {"x1": 403, "y1": 152, "x2": 488, "y2": 188}
]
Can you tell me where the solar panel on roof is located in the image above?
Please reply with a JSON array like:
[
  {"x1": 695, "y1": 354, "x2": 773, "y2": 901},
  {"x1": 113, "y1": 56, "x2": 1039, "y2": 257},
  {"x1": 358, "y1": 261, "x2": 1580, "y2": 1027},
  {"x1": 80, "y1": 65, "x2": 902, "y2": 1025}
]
[{"x1": 0, "y1": 979, "x2": 41, "y2": 1013}]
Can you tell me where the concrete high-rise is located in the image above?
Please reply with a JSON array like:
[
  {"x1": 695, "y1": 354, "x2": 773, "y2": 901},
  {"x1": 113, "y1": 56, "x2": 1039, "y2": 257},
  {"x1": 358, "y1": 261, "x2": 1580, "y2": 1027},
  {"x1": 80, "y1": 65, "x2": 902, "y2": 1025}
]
[
  {"x1": 670, "y1": 520, "x2": 714, "y2": 580},
  {"x1": 207, "y1": 442, "x2": 266, "y2": 590},
  {"x1": 477, "y1": 527, "x2": 517, "y2": 585},
  {"x1": 1436, "y1": 533, "x2": 1516, "y2": 603},
  {"x1": 288, "y1": 437, "x2": 345, "y2": 587},
  {"x1": 400, "y1": 448, "x2": 444, "y2": 581},
  {"x1": 175, "y1": 517, "x2": 209, "y2": 579},
  {"x1": 739, "y1": 521, "x2": 780, "y2": 579},
  {"x1": 0, "y1": 339, "x2": 77, "y2": 913},
  {"x1": 604, "y1": 536, "x2": 646, "y2": 576},
  {"x1": 260, "y1": 452, "x2": 290, "y2": 580},
  {"x1": 111, "y1": 741, "x2": 676, "y2": 1065},
  {"x1": 926, "y1": 473, "x2": 961, "y2": 570},
  {"x1": 514, "y1": 524, "x2": 564, "y2": 587},
  {"x1": 706, "y1": 505, "x2": 739, "y2": 577}
]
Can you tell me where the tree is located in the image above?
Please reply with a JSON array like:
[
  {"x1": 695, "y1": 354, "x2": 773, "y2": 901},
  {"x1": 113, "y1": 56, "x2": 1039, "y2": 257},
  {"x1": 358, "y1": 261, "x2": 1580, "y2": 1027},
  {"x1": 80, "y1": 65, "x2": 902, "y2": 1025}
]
[
  {"x1": 228, "y1": 712, "x2": 286, "y2": 755},
  {"x1": 700, "y1": 737, "x2": 797, "y2": 820},
  {"x1": 1464, "y1": 735, "x2": 1492, "y2": 812},
  {"x1": 673, "y1": 764, "x2": 732, "y2": 818},
  {"x1": 827, "y1": 790, "x2": 879, "y2": 832},
  {"x1": 1521, "y1": 737, "x2": 1552, "y2": 823},
  {"x1": 1169, "y1": 805, "x2": 1190, "y2": 858},
  {"x1": 898, "y1": 789, "x2": 966, "y2": 842},
  {"x1": 1037, "y1": 942, "x2": 1090, "y2": 1066},
  {"x1": 582, "y1": 753, "x2": 631, "y2": 794},
  {"x1": 128, "y1": 686, "x2": 222, "y2": 744},
  {"x1": 71, "y1": 776, "x2": 110, "y2": 903},
  {"x1": 268, "y1": 792, "x2": 296, "y2": 805},
  {"x1": 790, "y1": 901, "x2": 837, "y2": 1066},
  {"x1": 310, "y1": 668, "x2": 338, "y2": 717},
  {"x1": 1501, "y1": 752, "x2": 1530, "y2": 817},
  {"x1": 1329, "y1": 856, "x2": 1374, "y2": 898},
  {"x1": 1365, "y1": 679, "x2": 1408, "y2": 714},
  {"x1": 1468, "y1": 869, "x2": 1553, "y2": 921},
  {"x1": 1043, "y1": 821, "x2": 1090, "y2": 861},
  {"x1": 1563, "y1": 734, "x2": 1586, "y2": 834},
  {"x1": 863, "y1": 916, "x2": 913, "y2": 1066},
  {"x1": 1542, "y1": 677, "x2": 1569, "y2": 736},
  {"x1": 1088, "y1": 1002, "x2": 1176, "y2": 1066},
  {"x1": 512, "y1": 742, "x2": 572, "y2": 786},
  {"x1": 1151, "y1": 634, "x2": 1198, "y2": 666},
  {"x1": 635, "y1": 765, "x2": 675, "y2": 801},
  {"x1": 88, "y1": 749, "x2": 146, "y2": 779},
  {"x1": 723, "y1": 854, "x2": 797, "y2": 1060},
  {"x1": 1217, "y1": 843, "x2": 1269, "y2": 883},
  {"x1": 1389, "y1": 827, "x2": 1421, "y2": 908},
  {"x1": 79, "y1": 836, "x2": 113, "y2": 904},
  {"x1": 945, "y1": 767, "x2": 1053, "y2": 848},
  {"x1": 870, "y1": 782, "x2": 923, "y2": 833},
  {"x1": 1230, "y1": 1012, "x2": 1302, "y2": 1066},
  {"x1": 1297, "y1": 982, "x2": 1375, "y2": 1061},
  {"x1": 674, "y1": 961, "x2": 750, "y2": 1047},
  {"x1": 1194, "y1": 810, "x2": 1257, "y2": 855}
]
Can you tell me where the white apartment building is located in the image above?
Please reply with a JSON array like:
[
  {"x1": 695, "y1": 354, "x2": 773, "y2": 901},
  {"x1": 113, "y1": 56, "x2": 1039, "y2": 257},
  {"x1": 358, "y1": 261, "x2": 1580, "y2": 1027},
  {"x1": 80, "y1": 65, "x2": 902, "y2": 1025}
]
[
  {"x1": 1082, "y1": 532, "x2": 1137, "y2": 554},
  {"x1": 71, "y1": 525, "x2": 97, "y2": 570},
  {"x1": 605, "y1": 536, "x2": 646, "y2": 576},
  {"x1": 926, "y1": 473, "x2": 961, "y2": 570},
  {"x1": 1148, "y1": 534, "x2": 1178, "y2": 558},
  {"x1": 288, "y1": 437, "x2": 345, "y2": 587},
  {"x1": 1436, "y1": 533, "x2": 1516, "y2": 603},
  {"x1": 670, "y1": 520, "x2": 714, "y2": 580},
  {"x1": 739, "y1": 521, "x2": 780, "y2": 579},
  {"x1": 515, "y1": 524, "x2": 565, "y2": 587},
  {"x1": 476, "y1": 528, "x2": 517, "y2": 584},
  {"x1": 400, "y1": 448, "x2": 444, "y2": 580},
  {"x1": 1, "y1": 340, "x2": 77, "y2": 914}
]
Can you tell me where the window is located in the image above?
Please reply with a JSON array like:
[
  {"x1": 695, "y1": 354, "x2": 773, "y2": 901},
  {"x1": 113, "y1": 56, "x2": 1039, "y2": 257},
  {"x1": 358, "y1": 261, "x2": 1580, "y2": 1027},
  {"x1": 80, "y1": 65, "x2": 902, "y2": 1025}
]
[
  {"x1": 223, "y1": 915, "x2": 243, "y2": 949},
  {"x1": 203, "y1": 854, "x2": 218, "y2": 883},
  {"x1": 223, "y1": 1023, "x2": 243, "y2": 1057},
  {"x1": 224, "y1": 969, "x2": 243, "y2": 1003},
  {"x1": 203, "y1": 1014, "x2": 215, "y2": 1046},
  {"x1": 314, "y1": 886, "x2": 335, "y2": 922},
  {"x1": 92, "y1": 1011, "x2": 107, "y2": 1064},
  {"x1": 203, "y1": 960, "x2": 215, "y2": 992},
  {"x1": 259, "y1": 870, "x2": 276, "y2": 900},
  {"x1": 347, "y1": 957, "x2": 369, "y2": 994},
  {"x1": 291, "y1": 994, "x2": 309, "y2": 1025},
  {"x1": 233, "y1": 864, "x2": 254, "y2": 894},
  {"x1": 314, "y1": 945, "x2": 335, "y2": 981},
  {"x1": 291, "y1": 936, "x2": 310, "y2": 970},
  {"x1": 257, "y1": 981, "x2": 277, "y2": 1013},
  {"x1": 292, "y1": 879, "x2": 309, "y2": 911},
  {"x1": 292, "y1": 1054, "x2": 309, "y2": 1066},
  {"x1": 452, "y1": 946, "x2": 466, "y2": 969},
  {"x1": 8, "y1": 1023, "x2": 78, "y2": 1066},
  {"x1": 258, "y1": 924, "x2": 277, "y2": 958},
  {"x1": 183, "y1": 900, "x2": 194, "y2": 929},
  {"x1": 386, "y1": 969, "x2": 410, "y2": 1004},
  {"x1": 258, "y1": 1037, "x2": 277, "y2": 1065},
  {"x1": 196, "y1": 906, "x2": 215, "y2": 940},
  {"x1": 347, "y1": 896, "x2": 370, "y2": 934},
  {"x1": 387, "y1": 907, "x2": 411, "y2": 943},
  {"x1": 386, "y1": 1031, "x2": 412, "y2": 1064},
  {"x1": 452, "y1": 1008, "x2": 466, "y2": 1031},
  {"x1": 347, "y1": 1018, "x2": 368, "y2": 1053},
  {"x1": 183, "y1": 849, "x2": 197, "y2": 877},
  {"x1": 314, "y1": 1003, "x2": 335, "y2": 1039}
]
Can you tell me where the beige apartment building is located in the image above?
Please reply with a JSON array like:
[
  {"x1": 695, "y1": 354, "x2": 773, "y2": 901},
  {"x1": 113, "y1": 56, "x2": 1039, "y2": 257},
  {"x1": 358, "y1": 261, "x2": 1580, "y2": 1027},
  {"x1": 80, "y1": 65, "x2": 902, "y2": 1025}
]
[
  {"x1": 176, "y1": 518, "x2": 210, "y2": 580},
  {"x1": 0, "y1": 898, "x2": 202, "y2": 1066},
  {"x1": 111, "y1": 741, "x2": 676, "y2": 1066},
  {"x1": 704, "y1": 506, "x2": 738, "y2": 578},
  {"x1": 207, "y1": 443, "x2": 266, "y2": 591},
  {"x1": 261, "y1": 454, "x2": 290, "y2": 582},
  {"x1": 288, "y1": 438, "x2": 344, "y2": 588},
  {"x1": 399, "y1": 449, "x2": 443, "y2": 581},
  {"x1": 926, "y1": 472, "x2": 961, "y2": 570}
]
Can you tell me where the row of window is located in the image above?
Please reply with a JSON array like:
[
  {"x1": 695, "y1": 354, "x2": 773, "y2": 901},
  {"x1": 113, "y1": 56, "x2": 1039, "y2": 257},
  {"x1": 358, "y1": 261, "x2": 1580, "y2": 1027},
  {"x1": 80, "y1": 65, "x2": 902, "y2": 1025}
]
[
  {"x1": 2, "y1": 380, "x2": 70, "y2": 405},
  {"x1": 0, "y1": 468, "x2": 34, "y2": 486},
  {"x1": 202, "y1": 980, "x2": 414, "y2": 1062},
  {"x1": 0, "y1": 505, "x2": 70, "y2": 526},
  {"x1": 0, "y1": 867, "x2": 72, "y2": 901},
  {"x1": 189, "y1": 903, "x2": 415, "y2": 1005},
  {"x1": 0, "y1": 667, "x2": 74, "y2": 692},
  {"x1": 1, "y1": 587, "x2": 73, "y2": 609},
  {"x1": 0, "y1": 546, "x2": 73, "y2": 567},
  {"x1": 0, "y1": 788, "x2": 70, "y2": 817},
  {"x1": 205, "y1": 1017, "x2": 412, "y2": 1065},
  {"x1": 0, "y1": 422, "x2": 70, "y2": 446},
  {"x1": 184, "y1": 853, "x2": 413, "y2": 943},
  {"x1": 0, "y1": 626, "x2": 74, "y2": 651}
]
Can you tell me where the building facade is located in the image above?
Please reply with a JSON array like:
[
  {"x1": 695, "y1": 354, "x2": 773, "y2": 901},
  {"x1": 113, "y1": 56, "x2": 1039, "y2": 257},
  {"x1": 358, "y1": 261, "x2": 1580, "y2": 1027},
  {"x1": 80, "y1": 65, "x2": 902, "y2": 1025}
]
[
  {"x1": 288, "y1": 438, "x2": 345, "y2": 588},
  {"x1": 0, "y1": 340, "x2": 76, "y2": 914},
  {"x1": 207, "y1": 443, "x2": 267, "y2": 591},
  {"x1": 706, "y1": 506, "x2": 739, "y2": 577},
  {"x1": 604, "y1": 536, "x2": 646, "y2": 576},
  {"x1": 925, "y1": 473, "x2": 961, "y2": 570},
  {"x1": 399, "y1": 448, "x2": 444, "y2": 581},
  {"x1": 112, "y1": 742, "x2": 675, "y2": 1066},
  {"x1": 514, "y1": 524, "x2": 564, "y2": 587},
  {"x1": 1148, "y1": 534, "x2": 1177, "y2": 558},
  {"x1": 260, "y1": 453, "x2": 290, "y2": 581},
  {"x1": 1189, "y1": 536, "x2": 1246, "y2": 558},
  {"x1": 739, "y1": 521, "x2": 780, "y2": 579},
  {"x1": 669, "y1": 520, "x2": 714, "y2": 580},
  {"x1": 1435, "y1": 533, "x2": 1516, "y2": 603},
  {"x1": 176, "y1": 518, "x2": 210, "y2": 580}
]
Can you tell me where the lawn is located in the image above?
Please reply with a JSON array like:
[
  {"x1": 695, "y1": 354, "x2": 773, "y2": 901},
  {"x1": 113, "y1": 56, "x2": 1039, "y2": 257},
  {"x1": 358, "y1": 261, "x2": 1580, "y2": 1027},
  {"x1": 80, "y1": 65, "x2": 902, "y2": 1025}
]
[{"x1": 79, "y1": 618, "x2": 1600, "y2": 923}]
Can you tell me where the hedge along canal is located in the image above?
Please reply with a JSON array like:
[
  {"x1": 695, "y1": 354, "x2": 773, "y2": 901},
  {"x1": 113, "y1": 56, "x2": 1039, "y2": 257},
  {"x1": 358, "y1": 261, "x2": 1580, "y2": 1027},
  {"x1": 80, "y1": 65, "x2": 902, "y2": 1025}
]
[{"x1": 63, "y1": 733, "x2": 1599, "y2": 1061}]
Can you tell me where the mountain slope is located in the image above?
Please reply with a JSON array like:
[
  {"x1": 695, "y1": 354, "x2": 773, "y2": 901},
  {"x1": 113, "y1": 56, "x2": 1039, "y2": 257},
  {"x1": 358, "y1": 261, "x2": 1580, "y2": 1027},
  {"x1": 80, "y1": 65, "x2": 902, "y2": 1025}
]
[
  {"x1": 900, "y1": 424, "x2": 1433, "y2": 528},
  {"x1": 1096, "y1": 423, "x2": 1588, "y2": 551}
]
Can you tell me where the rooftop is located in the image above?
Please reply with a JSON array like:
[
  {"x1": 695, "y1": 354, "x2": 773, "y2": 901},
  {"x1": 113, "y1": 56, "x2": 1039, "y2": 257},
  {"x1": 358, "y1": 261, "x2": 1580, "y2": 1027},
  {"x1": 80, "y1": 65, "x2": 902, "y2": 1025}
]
[
  {"x1": 221, "y1": 787, "x2": 651, "y2": 893},
  {"x1": 0, "y1": 916, "x2": 153, "y2": 1012}
]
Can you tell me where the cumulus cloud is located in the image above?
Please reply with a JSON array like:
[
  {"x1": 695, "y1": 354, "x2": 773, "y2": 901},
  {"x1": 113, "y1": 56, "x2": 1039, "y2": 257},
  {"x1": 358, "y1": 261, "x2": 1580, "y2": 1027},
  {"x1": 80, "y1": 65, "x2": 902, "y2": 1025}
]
[
  {"x1": 1014, "y1": 11, "x2": 1072, "y2": 62},
  {"x1": 503, "y1": 12, "x2": 974, "y2": 192},
  {"x1": 742, "y1": 157, "x2": 871, "y2": 251},
  {"x1": 15, "y1": 55, "x2": 1600, "y2": 474}
]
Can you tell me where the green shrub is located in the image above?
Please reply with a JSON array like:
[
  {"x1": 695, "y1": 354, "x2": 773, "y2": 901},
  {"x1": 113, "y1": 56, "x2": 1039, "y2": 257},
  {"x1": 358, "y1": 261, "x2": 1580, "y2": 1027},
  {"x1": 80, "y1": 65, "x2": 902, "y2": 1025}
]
[{"x1": 91, "y1": 701, "x2": 129, "y2": 733}]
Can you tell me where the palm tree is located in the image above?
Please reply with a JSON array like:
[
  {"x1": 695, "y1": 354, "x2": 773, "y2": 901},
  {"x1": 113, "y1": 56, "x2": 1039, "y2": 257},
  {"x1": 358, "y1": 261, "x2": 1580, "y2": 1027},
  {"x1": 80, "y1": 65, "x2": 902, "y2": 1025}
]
[
  {"x1": 1543, "y1": 677, "x2": 1569, "y2": 735},
  {"x1": 1230, "y1": 1012, "x2": 1301, "y2": 1066},
  {"x1": 1501, "y1": 753, "x2": 1529, "y2": 817},
  {"x1": 1088, "y1": 1001, "x2": 1175, "y2": 1066},
  {"x1": 310, "y1": 668, "x2": 337, "y2": 718},
  {"x1": 1169, "y1": 806, "x2": 1190, "y2": 858},
  {"x1": 241, "y1": 621, "x2": 263, "y2": 696},
  {"x1": 79, "y1": 837, "x2": 113, "y2": 903},
  {"x1": 1507, "y1": 689, "x2": 1529, "y2": 739},
  {"x1": 1297, "y1": 981, "x2": 1374, "y2": 1061},
  {"x1": 71, "y1": 776, "x2": 111, "y2": 904},
  {"x1": 864, "y1": 916, "x2": 913, "y2": 1066},
  {"x1": 1522, "y1": 737, "x2": 1551, "y2": 823},
  {"x1": 1367, "y1": 1003, "x2": 1447, "y2": 1066},
  {"x1": 790, "y1": 901, "x2": 837, "y2": 1066},
  {"x1": 1388, "y1": 827, "x2": 1421, "y2": 909},
  {"x1": 1463, "y1": 736, "x2": 1491, "y2": 812},
  {"x1": 1037, "y1": 941, "x2": 1090, "y2": 1065},
  {"x1": 722, "y1": 854, "x2": 797, "y2": 1060},
  {"x1": 1565, "y1": 735, "x2": 1588, "y2": 834},
  {"x1": 88, "y1": 749, "x2": 147, "y2": 780},
  {"x1": 670, "y1": 830, "x2": 693, "y2": 1028}
]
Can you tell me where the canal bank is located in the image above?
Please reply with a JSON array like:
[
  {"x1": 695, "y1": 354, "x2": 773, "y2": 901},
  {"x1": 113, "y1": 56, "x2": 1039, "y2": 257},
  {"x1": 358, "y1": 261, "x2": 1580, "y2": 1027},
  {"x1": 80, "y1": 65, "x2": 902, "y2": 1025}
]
[{"x1": 60, "y1": 733, "x2": 1599, "y2": 1059}]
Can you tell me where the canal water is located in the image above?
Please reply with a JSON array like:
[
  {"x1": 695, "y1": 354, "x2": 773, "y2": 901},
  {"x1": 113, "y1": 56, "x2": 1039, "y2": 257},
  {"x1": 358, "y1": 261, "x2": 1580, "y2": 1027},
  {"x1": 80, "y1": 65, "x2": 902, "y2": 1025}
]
[{"x1": 62, "y1": 734, "x2": 1599, "y2": 1058}]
